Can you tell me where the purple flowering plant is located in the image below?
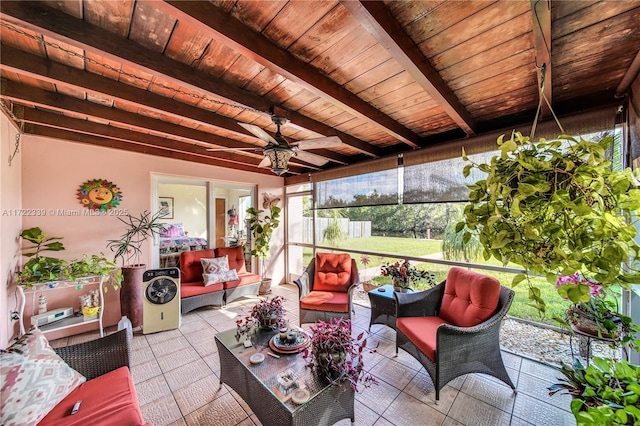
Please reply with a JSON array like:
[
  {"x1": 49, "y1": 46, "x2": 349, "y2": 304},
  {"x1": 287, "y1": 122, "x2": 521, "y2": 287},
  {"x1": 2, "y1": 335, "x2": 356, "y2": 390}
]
[
  {"x1": 303, "y1": 318, "x2": 377, "y2": 392},
  {"x1": 236, "y1": 296, "x2": 286, "y2": 332}
]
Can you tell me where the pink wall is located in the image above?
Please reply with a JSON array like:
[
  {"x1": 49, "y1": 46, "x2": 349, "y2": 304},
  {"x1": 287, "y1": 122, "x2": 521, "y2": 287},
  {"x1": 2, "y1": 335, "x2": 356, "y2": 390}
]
[
  {"x1": 11, "y1": 134, "x2": 284, "y2": 341},
  {"x1": 1, "y1": 114, "x2": 22, "y2": 348}
]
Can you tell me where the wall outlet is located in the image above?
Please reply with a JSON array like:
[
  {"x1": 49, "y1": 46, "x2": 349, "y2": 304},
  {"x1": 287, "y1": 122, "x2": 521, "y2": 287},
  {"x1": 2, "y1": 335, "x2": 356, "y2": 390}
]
[{"x1": 9, "y1": 311, "x2": 20, "y2": 321}]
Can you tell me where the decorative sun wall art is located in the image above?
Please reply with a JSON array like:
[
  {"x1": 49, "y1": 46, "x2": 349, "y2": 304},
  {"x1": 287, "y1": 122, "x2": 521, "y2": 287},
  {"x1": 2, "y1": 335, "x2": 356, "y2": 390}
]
[{"x1": 77, "y1": 179, "x2": 122, "y2": 211}]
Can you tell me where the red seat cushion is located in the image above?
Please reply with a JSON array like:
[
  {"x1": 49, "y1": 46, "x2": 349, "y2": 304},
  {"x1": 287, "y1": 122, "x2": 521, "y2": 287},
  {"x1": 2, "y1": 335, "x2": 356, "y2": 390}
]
[
  {"x1": 180, "y1": 281, "x2": 223, "y2": 297},
  {"x1": 215, "y1": 246, "x2": 248, "y2": 274},
  {"x1": 439, "y1": 267, "x2": 501, "y2": 327},
  {"x1": 300, "y1": 291, "x2": 350, "y2": 313},
  {"x1": 180, "y1": 249, "x2": 215, "y2": 284},
  {"x1": 39, "y1": 367, "x2": 150, "y2": 426},
  {"x1": 397, "y1": 316, "x2": 450, "y2": 361},
  {"x1": 313, "y1": 253, "x2": 353, "y2": 292},
  {"x1": 222, "y1": 272, "x2": 261, "y2": 289}
]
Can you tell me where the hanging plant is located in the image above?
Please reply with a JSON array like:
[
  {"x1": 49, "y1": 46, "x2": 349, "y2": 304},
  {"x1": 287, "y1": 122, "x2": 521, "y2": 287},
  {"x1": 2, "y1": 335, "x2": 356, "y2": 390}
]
[{"x1": 458, "y1": 131, "x2": 640, "y2": 315}]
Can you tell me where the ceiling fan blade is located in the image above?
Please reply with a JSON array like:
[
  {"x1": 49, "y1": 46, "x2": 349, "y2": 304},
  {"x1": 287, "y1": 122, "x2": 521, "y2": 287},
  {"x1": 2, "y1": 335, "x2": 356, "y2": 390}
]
[
  {"x1": 258, "y1": 156, "x2": 271, "y2": 168},
  {"x1": 294, "y1": 150, "x2": 330, "y2": 166},
  {"x1": 206, "y1": 147, "x2": 259, "y2": 151},
  {"x1": 238, "y1": 122, "x2": 278, "y2": 145},
  {"x1": 294, "y1": 136, "x2": 343, "y2": 150}
]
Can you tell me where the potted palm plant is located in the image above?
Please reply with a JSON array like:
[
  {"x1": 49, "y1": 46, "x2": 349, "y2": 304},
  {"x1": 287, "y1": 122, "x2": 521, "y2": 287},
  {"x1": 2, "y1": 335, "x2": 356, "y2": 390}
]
[
  {"x1": 107, "y1": 210, "x2": 165, "y2": 327},
  {"x1": 246, "y1": 197, "x2": 281, "y2": 295}
]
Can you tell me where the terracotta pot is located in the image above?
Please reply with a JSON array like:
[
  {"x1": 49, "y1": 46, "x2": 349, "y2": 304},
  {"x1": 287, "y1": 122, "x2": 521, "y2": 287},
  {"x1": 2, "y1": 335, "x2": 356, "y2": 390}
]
[{"x1": 120, "y1": 265, "x2": 146, "y2": 328}]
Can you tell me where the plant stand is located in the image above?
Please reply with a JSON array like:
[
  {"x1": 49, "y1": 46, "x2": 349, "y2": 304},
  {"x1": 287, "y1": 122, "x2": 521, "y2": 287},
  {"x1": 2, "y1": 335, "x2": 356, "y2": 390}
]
[{"x1": 569, "y1": 326, "x2": 617, "y2": 365}]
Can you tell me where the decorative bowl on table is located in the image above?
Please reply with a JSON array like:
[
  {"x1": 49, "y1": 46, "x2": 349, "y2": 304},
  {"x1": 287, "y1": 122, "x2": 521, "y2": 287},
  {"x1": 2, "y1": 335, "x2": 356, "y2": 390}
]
[{"x1": 269, "y1": 331, "x2": 310, "y2": 354}]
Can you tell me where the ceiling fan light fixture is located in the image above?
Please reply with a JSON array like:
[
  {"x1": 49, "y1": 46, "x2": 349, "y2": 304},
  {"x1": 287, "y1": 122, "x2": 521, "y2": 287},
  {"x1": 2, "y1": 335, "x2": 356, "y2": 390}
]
[{"x1": 265, "y1": 145, "x2": 294, "y2": 176}]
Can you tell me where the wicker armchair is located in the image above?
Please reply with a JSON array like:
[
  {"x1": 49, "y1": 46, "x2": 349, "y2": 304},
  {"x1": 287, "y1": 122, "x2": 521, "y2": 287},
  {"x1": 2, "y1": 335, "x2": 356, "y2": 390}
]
[
  {"x1": 294, "y1": 253, "x2": 359, "y2": 324},
  {"x1": 394, "y1": 267, "x2": 516, "y2": 401},
  {"x1": 53, "y1": 329, "x2": 130, "y2": 380}
]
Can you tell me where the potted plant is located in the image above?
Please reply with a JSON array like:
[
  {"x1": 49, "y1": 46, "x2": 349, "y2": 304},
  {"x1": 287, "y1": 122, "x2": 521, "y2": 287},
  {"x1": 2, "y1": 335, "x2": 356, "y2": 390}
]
[
  {"x1": 359, "y1": 254, "x2": 378, "y2": 292},
  {"x1": 235, "y1": 295, "x2": 287, "y2": 331},
  {"x1": 459, "y1": 132, "x2": 640, "y2": 314},
  {"x1": 16, "y1": 227, "x2": 120, "y2": 289},
  {"x1": 16, "y1": 227, "x2": 66, "y2": 286},
  {"x1": 107, "y1": 210, "x2": 166, "y2": 327},
  {"x1": 303, "y1": 318, "x2": 377, "y2": 391},
  {"x1": 557, "y1": 273, "x2": 640, "y2": 354},
  {"x1": 380, "y1": 259, "x2": 435, "y2": 292},
  {"x1": 549, "y1": 357, "x2": 640, "y2": 425},
  {"x1": 246, "y1": 196, "x2": 282, "y2": 295}
]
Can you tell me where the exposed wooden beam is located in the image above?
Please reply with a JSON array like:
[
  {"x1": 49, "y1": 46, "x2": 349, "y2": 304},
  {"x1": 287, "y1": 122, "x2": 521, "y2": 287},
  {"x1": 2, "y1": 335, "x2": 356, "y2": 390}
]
[
  {"x1": 26, "y1": 125, "x2": 278, "y2": 175},
  {"x1": 341, "y1": 0, "x2": 476, "y2": 136},
  {"x1": 0, "y1": 78, "x2": 349, "y2": 166},
  {"x1": 157, "y1": 0, "x2": 420, "y2": 148},
  {"x1": 0, "y1": 1, "x2": 379, "y2": 157},
  {"x1": 530, "y1": 0, "x2": 552, "y2": 117}
]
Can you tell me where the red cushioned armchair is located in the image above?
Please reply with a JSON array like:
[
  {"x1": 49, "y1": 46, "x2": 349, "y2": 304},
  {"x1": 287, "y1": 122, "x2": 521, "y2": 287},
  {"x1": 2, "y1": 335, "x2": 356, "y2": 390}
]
[
  {"x1": 294, "y1": 252, "x2": 359, "y2": 324},
  {"x1": 395, "y1": 267, "x2": 516, "y2": 401}
]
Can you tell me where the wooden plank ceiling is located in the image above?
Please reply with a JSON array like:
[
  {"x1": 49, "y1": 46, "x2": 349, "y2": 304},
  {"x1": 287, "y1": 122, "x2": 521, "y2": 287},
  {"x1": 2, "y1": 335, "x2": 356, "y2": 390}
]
[{"x1": 1, "y1": 0, "x2": 639, "y2": 178}]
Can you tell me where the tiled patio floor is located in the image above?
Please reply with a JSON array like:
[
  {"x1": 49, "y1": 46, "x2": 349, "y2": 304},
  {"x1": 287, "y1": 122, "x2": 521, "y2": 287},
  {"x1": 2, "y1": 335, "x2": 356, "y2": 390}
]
[{"x1": 51, "y1": 284, "x2": 577, "y2": 426}]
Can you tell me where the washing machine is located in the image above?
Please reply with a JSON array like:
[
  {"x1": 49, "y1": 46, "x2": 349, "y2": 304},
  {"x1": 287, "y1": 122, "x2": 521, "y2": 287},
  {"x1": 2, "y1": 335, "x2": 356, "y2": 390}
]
[{"x1": 142, "y1": 268, "x2": 180, "y2": 334}]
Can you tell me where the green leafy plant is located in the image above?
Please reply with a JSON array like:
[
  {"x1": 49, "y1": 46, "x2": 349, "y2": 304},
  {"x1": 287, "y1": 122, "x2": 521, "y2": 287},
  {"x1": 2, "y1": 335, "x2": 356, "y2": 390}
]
[
  {"x1": 246, "y1": 204, "x2": 281, "y2": 280},
  {"x1": 16, "y1": 227, "x2": 67, "y2": 286},
  {"x1": 459, "y1": 132, "x2": 640, "y2": 315},
  {"x1": 16, "y1": 227, "x2": 120, "y2": 288},
  {"x1": 65, "y1": 254, "x2": 122, "y2": 291},
  {"x1": 107, "y1": 210, "x2": 166, "y2": 267},
  {"x1": 549, "y1": 357, "x2": 640, "y2": 425},
  {"x1": 322, "y1": 211, "x2": 345, "y2": 246}
]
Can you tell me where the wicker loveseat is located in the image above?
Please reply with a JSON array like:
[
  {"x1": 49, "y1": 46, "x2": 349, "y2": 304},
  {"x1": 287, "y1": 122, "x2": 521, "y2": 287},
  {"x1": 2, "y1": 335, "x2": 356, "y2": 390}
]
[{"x1": 395, "y1": 267, "x2": 516, "y2": 401}]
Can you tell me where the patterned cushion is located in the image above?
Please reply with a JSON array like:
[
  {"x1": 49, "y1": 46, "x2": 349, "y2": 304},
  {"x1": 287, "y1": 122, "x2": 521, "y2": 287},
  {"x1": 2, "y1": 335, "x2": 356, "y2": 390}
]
[
  {"x1": 201, "y1": 256, "x2": 229, "y2": 274},
  {"x1": 0, "y1": 328, "x2": 86, "y2": 426},
  {"x1": 203, "y1": 269, "x2": 239, "y2": 286}
]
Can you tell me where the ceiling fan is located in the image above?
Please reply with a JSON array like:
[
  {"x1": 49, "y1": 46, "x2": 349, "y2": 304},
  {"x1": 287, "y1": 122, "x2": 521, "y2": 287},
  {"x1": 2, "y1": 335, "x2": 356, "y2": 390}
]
[{"x1": 207, "y1": 116, "x2": 343, "y2": 175}]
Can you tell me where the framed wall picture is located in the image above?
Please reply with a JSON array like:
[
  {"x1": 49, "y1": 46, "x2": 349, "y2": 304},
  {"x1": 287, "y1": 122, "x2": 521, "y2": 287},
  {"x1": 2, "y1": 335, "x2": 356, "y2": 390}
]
[{"x1": 159, "y1": 197, "x2": 174, "y2": 219}]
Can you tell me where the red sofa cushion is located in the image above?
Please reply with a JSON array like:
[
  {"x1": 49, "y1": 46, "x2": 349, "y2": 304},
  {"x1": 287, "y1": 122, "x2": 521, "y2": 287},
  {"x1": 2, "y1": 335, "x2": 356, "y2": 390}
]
[
  {"x1": 313, "y1": 253, "x2": 353, "y2": 292},
  {"x1": 180, "y1": 249, "x2": 215, "y2": 283},
  {"x1": 439, "y1": 267, "x2": 500, "y2": 327},
  {"x1": 397, "y1": 316, "x2": 450, "y2": 361},
  {"x1": 39, "y1": 367, "x2": 149, "y2": 426},
  {"x1": 180, "y1": 281, "x2": 224, "y2": 297},
  {"x1": 300, "y1": 291, "x2": 350, "y2": 313},
  {"x1": 215, "y1": 246, "x2": 247, "y2": 274},
  {"x1": 222, "y1": 272, "x2": 261, "y2": 289}
]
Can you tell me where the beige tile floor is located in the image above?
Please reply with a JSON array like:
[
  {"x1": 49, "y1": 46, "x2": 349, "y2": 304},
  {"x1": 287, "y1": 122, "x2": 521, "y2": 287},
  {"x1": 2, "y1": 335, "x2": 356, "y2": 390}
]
[{"x1": 51, "y1": 284, "x2": 577, "y2": 426}]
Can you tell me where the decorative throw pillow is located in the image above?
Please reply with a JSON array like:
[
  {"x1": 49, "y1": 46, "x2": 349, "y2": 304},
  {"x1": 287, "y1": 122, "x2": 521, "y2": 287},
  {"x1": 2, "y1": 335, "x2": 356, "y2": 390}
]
[
  {"x1": 203, "y1": 269, "x2": 239, "y2": 286},
  {"x1": 201, "y1": 256, "x2": 229, "y2": 274},
  {"x1": 0, "y1": 328, "x2": 86, "y2": 426}
]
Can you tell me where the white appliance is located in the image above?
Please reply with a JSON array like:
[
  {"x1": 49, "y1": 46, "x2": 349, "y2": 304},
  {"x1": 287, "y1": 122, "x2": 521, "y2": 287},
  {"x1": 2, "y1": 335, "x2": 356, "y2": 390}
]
[
  {"x1": 142, "y1": 268, "x2": 180, "y2": 334},
  {"x1": 31, "y1": 307, "x2": 74, "y2": 327}
]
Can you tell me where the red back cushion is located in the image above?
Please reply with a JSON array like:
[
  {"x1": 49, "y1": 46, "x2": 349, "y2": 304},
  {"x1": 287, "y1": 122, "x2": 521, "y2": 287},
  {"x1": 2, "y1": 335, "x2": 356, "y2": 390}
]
[
  {"x1": 313, "y1": 253, "x2": 352, "y2": 292},
  {"x1": 179, "y1": 249, "x2": 215, "y2": 283},
  {"x1": 439, "y1": 267, "x2": 501, "y2": 327},
  {"x1": 215, "y1": 245, "x2": 247, "y2": 274}
]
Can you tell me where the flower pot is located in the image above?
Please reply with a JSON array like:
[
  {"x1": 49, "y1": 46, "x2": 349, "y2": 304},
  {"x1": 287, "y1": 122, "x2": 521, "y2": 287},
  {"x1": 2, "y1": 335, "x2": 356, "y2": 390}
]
[
  {"x1": 362, "y1": 281, "x2": 379, "y2": 292},
  {"x1": 259, "y1": 278, "x2": 272, "y2": 295},
  {"x1": 120, "y1": 265, "x2": 146, "y2": 328},
  {"x1": 392, "y1": 277, "x2": 410, "y2": 292},
  {"x1": 569, "y1": 306, "x2": 621, "y2": 339}
]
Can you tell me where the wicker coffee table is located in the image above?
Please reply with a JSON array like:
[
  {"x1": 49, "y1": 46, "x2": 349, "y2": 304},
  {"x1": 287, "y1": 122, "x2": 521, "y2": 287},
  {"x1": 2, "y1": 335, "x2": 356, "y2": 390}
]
[{"x1": 215, "y1": 327, "x2": 355, "y2": 426}]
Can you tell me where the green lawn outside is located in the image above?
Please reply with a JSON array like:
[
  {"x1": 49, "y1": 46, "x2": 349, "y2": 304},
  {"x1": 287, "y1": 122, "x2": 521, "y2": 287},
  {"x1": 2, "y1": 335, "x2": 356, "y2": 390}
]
[{"x1": 307, "y1": 236, "x2": 572, "y2": 326}]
